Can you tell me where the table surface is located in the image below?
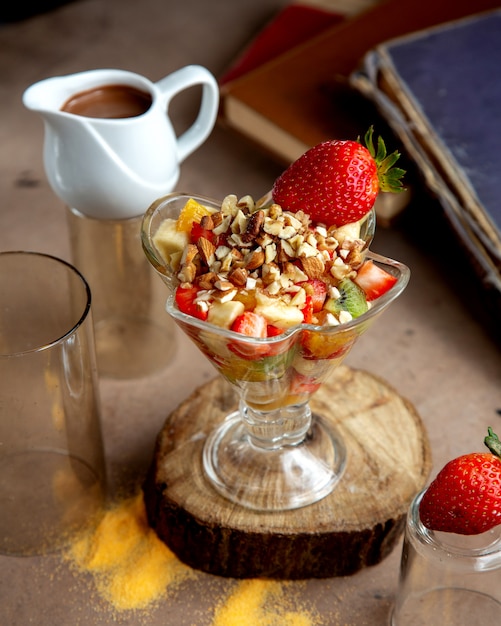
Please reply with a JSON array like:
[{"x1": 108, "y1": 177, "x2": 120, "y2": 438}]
[{"x1": 1, "y1": 1, "x2": 500, "y2": 624}]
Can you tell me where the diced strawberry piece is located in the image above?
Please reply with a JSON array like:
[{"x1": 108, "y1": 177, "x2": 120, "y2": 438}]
[
  {"x1": 301, "y1": 279, "x2": 327, "y2": 312},
  {"x1": 266, "y1": 324, "x2": 283, "y2": 337},
  {"x1": 229, "y1": 311, "x2": 270, "y2": 360},
  {"x1": 300, "y1": 280, "x2": 327, "y2": 324},
  {"x1": 175, "y1": 285, "x2": 208, "y2": 321},
  {"x1": 301, "y1": 295, "x2": 314, "y2": 324},
  {"x1": 191, "y1": 221, "x2": 227, "y2": 248},
  {"x1": 290, "y1": 371, "x2": 321, "y2": 395},
  {"x1": 231, "y1": 311, "x2": 267, "y2": 337},
  {"x1": 190, "y1": 221, "x2": 215, "y2": 245},
  {"x1": 265, "y1": 324, "x2": 292, "y2": 357},
  {"x1": 354, "y1": 260, "x2": 397, "y2": 301}
]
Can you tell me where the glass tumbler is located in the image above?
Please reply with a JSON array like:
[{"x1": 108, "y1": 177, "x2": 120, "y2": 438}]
[
  {"x1": 391, "y1": 489, "x2": 501, "y2": 626},
  {"x1": 0, "y1": 251, "x2": 107, "y2": 555},
  {"x1": 67, "y1": 207, "x2": 176, "y2": 379}
]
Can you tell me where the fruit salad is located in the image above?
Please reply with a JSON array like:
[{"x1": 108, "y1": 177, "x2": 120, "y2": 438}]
[
  {"x1": 154, "y1": 193, "x2": 379, "y2": 331},
  {"x1": 144, "y1": 128, "x2": 408, "y2": 409}
]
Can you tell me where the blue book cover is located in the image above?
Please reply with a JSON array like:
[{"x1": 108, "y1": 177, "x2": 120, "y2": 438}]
[{"x1": 352, "y1": 9, "x2": 501, "y2": 295}]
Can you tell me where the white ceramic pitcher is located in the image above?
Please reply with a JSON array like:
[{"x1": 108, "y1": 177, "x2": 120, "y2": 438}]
[{"x1": 23, "y1": 66, "x2": 219, "y2": 219}]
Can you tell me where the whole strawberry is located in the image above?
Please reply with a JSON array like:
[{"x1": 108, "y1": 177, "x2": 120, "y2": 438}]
[
  {"x1": 419, "y1": 427, "x2": 501, "y2": 535},
  {"x1": 272, "y1": 127, "x2": 405, "y2": 226}
]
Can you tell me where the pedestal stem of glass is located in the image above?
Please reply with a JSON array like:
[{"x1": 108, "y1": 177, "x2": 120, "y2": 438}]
[
  {"x1": 241, "y1": 400, "x2": 311, "y2": 449},
  {"x1": 203, "y1": 398, "x2": 347, "y2": 511}
]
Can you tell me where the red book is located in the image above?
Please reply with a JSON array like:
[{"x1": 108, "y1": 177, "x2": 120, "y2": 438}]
[
  {"x1": 219, "y1": 3, "x2": 344, "y2": 85},
  {"x1": 218, "y1": 0, "x2": 501, "y2": 167}
]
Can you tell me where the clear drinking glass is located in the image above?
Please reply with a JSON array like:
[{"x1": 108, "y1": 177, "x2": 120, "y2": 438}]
[
  {"x1": 142, "y1": 193, "x2": 410, "y2": 511},
  {"x1": 67, "y1": 207, "x2": 176, "y2": 379},
  {"x1": 0, "y1": 251, "x2": 107, "y2": 555},
  {"x1": 391, "y1": 490, "x2": 501, "y2": 625}
]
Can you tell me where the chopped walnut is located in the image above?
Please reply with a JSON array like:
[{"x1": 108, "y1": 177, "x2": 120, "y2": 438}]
[{"x1": 241, "y1": 209, "x2": 265, "y2": 242}]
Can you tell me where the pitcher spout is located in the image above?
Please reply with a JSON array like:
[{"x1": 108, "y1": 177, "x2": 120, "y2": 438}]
[{"x1": 23, "y1": 74, "x2": 81, "y2": 115}]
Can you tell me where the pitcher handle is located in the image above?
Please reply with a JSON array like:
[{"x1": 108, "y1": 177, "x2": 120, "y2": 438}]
[{"x1": 155, "y1": 65, "x2": 219, "y2": 163}]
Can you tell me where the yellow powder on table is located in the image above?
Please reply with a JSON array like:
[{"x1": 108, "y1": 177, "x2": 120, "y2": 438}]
[
  {"x1": 65, "y1": 492, "x2": 194, "y2": 612},
  {"x1": 65, "y1": 491, "x2": 324, "y2": 624},
  {"x1": 212, "y1": 579, "x2": 318, "y2": 626}
]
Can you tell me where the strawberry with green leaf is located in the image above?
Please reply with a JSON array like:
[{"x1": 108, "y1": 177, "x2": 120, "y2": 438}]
[
  {"x1": 272, "y1": 126, "x2": 405, "y2": 226},
  {"x1": 419, "y1": 427, "x2": 501, "y2": 535}
]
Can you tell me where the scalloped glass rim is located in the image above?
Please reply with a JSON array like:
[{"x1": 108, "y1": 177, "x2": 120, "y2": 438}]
[{"x1": 141, "y1": 192, "x2": 409, "y2": 344}]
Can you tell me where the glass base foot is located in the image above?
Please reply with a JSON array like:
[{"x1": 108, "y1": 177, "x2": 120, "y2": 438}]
[
  {"x1": 391, "y1": 589, "x2": 501, "y2": 625},
  {"x1": 203, "y1": 411, "x2": 346, "y2": 511}
]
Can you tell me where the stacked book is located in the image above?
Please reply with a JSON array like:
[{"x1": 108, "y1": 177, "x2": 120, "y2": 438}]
[
  {"x1": 351, "y1": 9, "x2": 501, "y2": 314},
  {"x1": 218, "y1": 0, "x2": 499, "y2": 165},
  {"x1": 218, "y1": 0, "x2": 501, "y2": 317}
]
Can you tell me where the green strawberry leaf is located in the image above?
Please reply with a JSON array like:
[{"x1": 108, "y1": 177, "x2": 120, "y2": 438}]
[
  {"x1": 359, "y1": 125, "x2": 406, "y2": 194},
  {"x1": 484, "y1": 427, "x2": 501, "y2": 458}
]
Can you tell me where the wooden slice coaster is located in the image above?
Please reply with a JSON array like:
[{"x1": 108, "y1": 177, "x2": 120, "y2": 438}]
[{"x1": 143, "y1": 366, "x2": 431, "y2": 579}]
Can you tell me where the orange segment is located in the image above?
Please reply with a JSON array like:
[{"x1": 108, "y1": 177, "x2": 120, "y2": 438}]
[
  {"x1": 301, "y1": 329, "x2": 354, "y2": 360},
  {"x1": 176, "y1": 198, "x2": 213, "y2": 233}
]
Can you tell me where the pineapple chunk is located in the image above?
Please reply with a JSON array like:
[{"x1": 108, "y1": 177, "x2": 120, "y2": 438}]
[
  {"x1": 208, "y1": 300, "x2": 245, "y2": 329},
  {"x1": 153, "y1": 218, "x2": 189, "y2": 270},
  {"x1": 254, "y1": 292, "x2": 303, "y2": 329},
  {"x1": 335, "y1": 220, "x2": 361, "y2": 243}
]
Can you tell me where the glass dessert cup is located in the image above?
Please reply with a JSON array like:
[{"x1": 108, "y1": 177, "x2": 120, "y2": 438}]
[{"x1": 142, "y1": 193, "x2": 410, "y2": 511}]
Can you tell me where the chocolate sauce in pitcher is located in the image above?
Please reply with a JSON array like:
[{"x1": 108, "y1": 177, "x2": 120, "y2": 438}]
[{"x1": 61, "y1": 84, "x2": 152, "y2": 119}]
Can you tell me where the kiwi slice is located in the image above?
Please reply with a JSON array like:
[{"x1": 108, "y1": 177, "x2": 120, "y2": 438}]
[{"x1": 325, "y1": 278, "x2": 368, "y2": 318}]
